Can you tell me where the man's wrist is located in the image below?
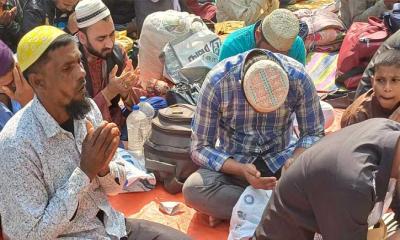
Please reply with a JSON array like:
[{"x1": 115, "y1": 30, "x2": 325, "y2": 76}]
[{"x1": 102, "y1": 86, "x2": 118, "y2": 104}]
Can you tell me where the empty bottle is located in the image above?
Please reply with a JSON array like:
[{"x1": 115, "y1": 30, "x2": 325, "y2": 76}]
[
  {"x1": 127, "y1": 105, "x2": 148, "y2": 155},
  {"x1": 138, "y1": 96, "x2": 155, "y2": 140},
  {"x1": 138, "y1": 96, "x2": 155, "y2": 119}
]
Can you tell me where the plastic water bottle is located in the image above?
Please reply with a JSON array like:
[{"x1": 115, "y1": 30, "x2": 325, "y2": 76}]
[
  {"x1": 127, "y1": 105, "x2": 148, "y2": 155},
  {"x1": 138, "y1": 96, "x2": 155, "y2": 119},
  {"x1": 138, "y1": 96, "x2": 155, "y2": 140}
]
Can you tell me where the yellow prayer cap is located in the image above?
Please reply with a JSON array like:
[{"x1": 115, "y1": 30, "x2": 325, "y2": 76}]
[{"x1": 17, "y1": 25, "x2": 66, "y2": 72}]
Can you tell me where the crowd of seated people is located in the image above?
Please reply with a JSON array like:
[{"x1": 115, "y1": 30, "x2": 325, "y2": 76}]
[{"x1": 1, "y1": 0, "x2": 400, "y2": 239}]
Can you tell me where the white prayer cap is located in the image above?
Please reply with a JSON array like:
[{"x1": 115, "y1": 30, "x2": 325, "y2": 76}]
[{"x1": 75, "y1": 0, "x2": 111, "y2": 29}]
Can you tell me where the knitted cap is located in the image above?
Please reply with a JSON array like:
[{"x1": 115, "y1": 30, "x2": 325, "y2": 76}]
[
  {"x1": 243, "y1": 59, "x2": 289, "y2": 113},
  {"x1": 17, "y1": 26, "x2": 66, "y2": 72},
  {"x1": 0, "y1": 40, "x2": 14, "y2": 77},
  {"x1": 75, "y1": 0, "x2": 111, "y2": 29},
  {"x1": 261, "y1": 9, "x2": 299, "y2": 52}
]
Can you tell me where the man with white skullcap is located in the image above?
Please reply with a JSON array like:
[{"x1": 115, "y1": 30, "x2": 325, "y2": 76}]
[
  {"x1": 75, "y1": 0, "x2": 138, "y2": 139},
  {"x1": 183, "y1": 49, "x2": 324, "y2": 226},
  {"x1": 0, "y1": 25, "x2": 190, "y2": 239},
  {"x1": 219, "y1": 9, "x2": 306, "y2": 66}
]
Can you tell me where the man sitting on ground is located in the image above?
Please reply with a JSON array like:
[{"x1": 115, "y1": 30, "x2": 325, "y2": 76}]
[
  {"x1": 342, "y1": 49, "x2": 400, "y2": 127},
  {"x1": 183, "y1": 49, "x2": 324, "y2": 226},
  {"x1": 0, "y1": 25, "x2": 191, "y2": 240},
  {"x1": 20, "y1": 0, "x2": 79, "y2": 35},
  {"x1": 75, "y1": 0, "x2": 138, "y2": 132},
  {"x1": 255, "y1": 118, "x2": 400, "y2": 240},
  {"x1": 218, "y1": 9, "x2": 306, "y2": 66}
]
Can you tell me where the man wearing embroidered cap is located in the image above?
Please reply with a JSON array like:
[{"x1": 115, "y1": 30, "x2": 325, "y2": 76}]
[
  {"x1": 0, "y1": 25, "x2": 190, "y2": 239},
  {"x1": 183, "y1": 49, "x2": 324, "y2": 226},
  {"x1": 75, "y1": 0, "x2": 138, "y2": 136},
  {"x1": 219, "y1": 8, "x2": 306, "y2": 66}
]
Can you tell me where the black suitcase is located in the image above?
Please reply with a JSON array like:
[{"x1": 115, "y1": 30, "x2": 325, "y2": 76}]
[{"x1": 144, "y1": 104, "x2": 199, "y2": 194}]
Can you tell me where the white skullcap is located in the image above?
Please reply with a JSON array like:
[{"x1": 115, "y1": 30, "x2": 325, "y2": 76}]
[
  {"x1": 75, "y1": 0, "x2": 111, "y2": 29},
  {"x1": 261, "y1": 9, "x2": 299, "y2": 52}
]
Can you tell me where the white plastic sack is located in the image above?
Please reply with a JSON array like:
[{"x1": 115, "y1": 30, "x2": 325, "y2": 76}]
[
  {"x1": 163, "y1": 29, "x2": 220, "y2": 85},
  {"x1": 138, "y1": 10, "x2": 208, "y2": 87},
  {"x1": 228, "y1": 186, "x2": 273, "y2": 240},
  {"x1": 116, "y1": 148, "x2": 157, "y2": 192}
]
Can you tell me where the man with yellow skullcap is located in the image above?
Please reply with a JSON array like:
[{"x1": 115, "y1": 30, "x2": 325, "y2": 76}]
[
  {"x1": 183, "y1": 49, "x2": 324, "y2": 226},
  {"x1": 219, "y1": 9, "x2": 306, "y2": 66},
  {"x1": 0, "y1": 25, "x2": 190, "y2": 240}
]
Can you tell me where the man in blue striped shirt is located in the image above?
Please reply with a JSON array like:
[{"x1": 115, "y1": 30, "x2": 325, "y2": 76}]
[{"x1": 182, "y1": 49, "x2": 325, "y2": 225}]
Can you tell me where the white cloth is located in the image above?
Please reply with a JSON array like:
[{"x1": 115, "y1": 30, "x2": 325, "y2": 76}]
[
  {"x1": 216, "y1": 0, "x2": 279, "y2": 26},
  {"x1": 368, "y1": 178, "x2": 397, "y2": 227},
  {"x1": 0, "y1": 96, "x2": 127, "y2": 239}
]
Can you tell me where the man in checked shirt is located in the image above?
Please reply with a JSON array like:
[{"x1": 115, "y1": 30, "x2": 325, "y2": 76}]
[{"x1": 183, "y1": 49, "x2": 325, "y2": 226}]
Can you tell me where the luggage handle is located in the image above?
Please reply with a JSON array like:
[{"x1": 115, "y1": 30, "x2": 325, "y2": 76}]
[
  {"x1": 159, "y1": 104, "x2": 195, "y2": 120},
  {"x1": 169, "y1": 104, "x2": 195, "y2": 111},
  {"x1": 368, "y1": 17, "x2": 385, "y2": 28}
]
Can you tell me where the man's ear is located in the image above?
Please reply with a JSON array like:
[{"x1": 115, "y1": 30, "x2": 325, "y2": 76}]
[
  {"x1": 77, "y1": 30, "x2": 87, "y2": 45},
  {"x1": 27, "y1": 72, "x2": 46, "y2": 92},
  {"x1": 255, "y1": 27, "x2": 262, "y2": 42}
]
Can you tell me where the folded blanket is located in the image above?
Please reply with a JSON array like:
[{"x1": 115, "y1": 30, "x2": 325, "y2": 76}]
[{"x1": 306, "y1": 52, "x2": 339, "y2": 92}]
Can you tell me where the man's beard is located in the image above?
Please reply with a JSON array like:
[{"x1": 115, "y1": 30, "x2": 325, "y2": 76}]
[
  {"x1": 65, "y1": 98, "x2": 91, "y2": 120},
  {"x1": 86, "y1": 39, "x2": 112, "y2": 59}
]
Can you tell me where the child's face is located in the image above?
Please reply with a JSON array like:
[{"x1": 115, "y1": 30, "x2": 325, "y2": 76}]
[
  {"x1": 0, "y1": 64, "x2": 16, "y2": 94},
  {"x1": 372, "y1": 65, "x2": 400, "y2": 111}
]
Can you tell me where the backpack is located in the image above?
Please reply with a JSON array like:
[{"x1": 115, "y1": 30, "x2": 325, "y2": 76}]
[
  {"x1": 336, "y1": 17, "x2": 390, "y2": 89},
  {"x1": 383, "y1": 3, "x2": 400, "y2": 34},
  {"x1": 143, "y1": 104, "x2": 198, "y2": 194},
  {"x1": 294, "y1": 9, "x2": 346, "y2": 52}
]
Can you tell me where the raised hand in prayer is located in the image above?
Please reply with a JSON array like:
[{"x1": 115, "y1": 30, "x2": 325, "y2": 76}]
[
  {"x1": 0, "y1": 65, "x2": 33, "y2": 106},
  {"x1": 0, "y1": 6, "x2": 16, "y2": 26},
  {"x1": 67, "y1": 12, "x2": 78, "y2": 35},
  {"x1": 80, "y1": 120, "x2": 120, "y2": 180},
  {"x1": 104, "y1": 60, "x2": 138, "y2": 100},
  {"x1": 242, "y1": 163, "x2": 277, "y2": 190}
]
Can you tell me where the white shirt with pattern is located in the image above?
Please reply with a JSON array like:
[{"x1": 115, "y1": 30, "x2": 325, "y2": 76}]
[{"x1": 0, "y1": 96, "x2": 127, "y2": 240}]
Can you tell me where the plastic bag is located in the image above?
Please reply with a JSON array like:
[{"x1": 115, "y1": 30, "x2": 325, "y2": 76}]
[
  {"x1": 117, "y1": 148, "x2": 157, "y2": 192},
  {"x1": 228, "y1": 186, "x2": 272, "y2": 240}
]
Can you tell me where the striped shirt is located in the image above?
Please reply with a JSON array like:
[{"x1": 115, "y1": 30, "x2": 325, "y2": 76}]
[{"x1": 191, "y1": 49, "x2": 325, "y2": 173}]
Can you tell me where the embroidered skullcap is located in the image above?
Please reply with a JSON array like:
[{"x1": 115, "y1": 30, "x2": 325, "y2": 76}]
[
  {"x1": 243, "y1": 59, "x2": 289, "y2": 113},
  {"x1": 17, "y1": 26, "x2": 66, "y2": 72},
  {"x1": 0, "y1": 40, "x2": 14, "y2": 77},
  {"x1": 75, "y1": 0, "x2": 111, "y2": 29},
  {"x1": 261, "y1": 9, "x2": 299, "y2": 51}
]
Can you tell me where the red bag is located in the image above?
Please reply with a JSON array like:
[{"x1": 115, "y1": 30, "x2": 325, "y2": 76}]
[{"x1": 336, "y1": 17, "x2": 390, "y2": 89}]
